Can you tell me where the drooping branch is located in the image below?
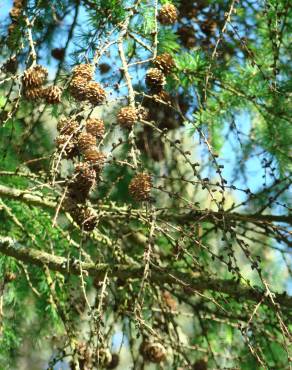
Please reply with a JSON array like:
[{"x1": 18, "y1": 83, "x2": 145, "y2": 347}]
[
  {"x1": 0, "y1": 184, "x2": 291, "y2": 225},
  {"x1": 1, "y1": 236, "x2": 291, "y2": 310}
]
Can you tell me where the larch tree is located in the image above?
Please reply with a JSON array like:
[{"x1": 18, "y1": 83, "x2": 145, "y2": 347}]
[{"x1": 0, "y1": 0, "x2": 291, "y2": 369}]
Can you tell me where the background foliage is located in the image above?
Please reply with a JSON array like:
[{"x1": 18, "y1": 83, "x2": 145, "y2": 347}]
[{"x1": 0, "y1": 0, "x2": 291, "y2": 369}]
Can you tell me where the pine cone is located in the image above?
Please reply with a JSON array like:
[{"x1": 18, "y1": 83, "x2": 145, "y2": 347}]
[
  {"x1": 158, "y1": 4, "x2": 178, "y2": 25},
  {"x1": 193, "y1": 359, "x2": 208, "y2": 370},
  {"x1": 43, "y1": 86, "x2": 62, "y2": 104},
  {"x1": 76, "y1": 207, "x2": 98, "y2": 232},
  {"x1": 146, "y1": 68, "x2": 166, "y2": 92},
  {"x1": 13, "y1": 0, "x2": 25, "y2": 7},
  {"x1": 129, "y1": 173, "x2": 152, "y2": 201},
  {"x1": 99, "y1": 63, "x2": 111, "y2": 74},
  {"x1": 140, "y1": 341, "x2": 166, "y2": 363},
  {"x1": 200, "y1": 19, "x2": 217, "y2": 35},
  {"x1": 72, "y1": 64, "x2": 94, "y2": 81},
  {"x1": 162, "y1": 291, "x2": 177, "y2": 310},
  {"x1": 117, "y1": 106, "x2": 138, "y2": 128},
  {"x1": 57, "y1": 118, "x2": 79, "y2": 135},
  {"x1": 106, "y1": 354, "x2": 119, "y2": 369},
  {"x1": 69, "y1": 76, "x2": 88, "y2": 101},
  {"x1": 153, "y1": 53, "x2": 175, "y2": 74},
  {"x1": 3, "y1": 56, "x2": 18, "y2": 74},
  {"x1": 23, "y1": 87, "x2": 44, "y2": 101},
  {"x1": 9, "y1": 6, "x2": 22, "y2": 20},
  {"x1": 83, "y1": 147, "x2": 106, "y2": 171},
  {"x1": 94, "y1": 348, "x2": 112, "y2": 368},
  {"x1": 22, "y1": 65, "x2": 48, "y2": 88},
  {"x1": 55, "y1": 134, "x2": 78, "y2": 159},
  {"x1": 68, "y1": 162, "x2": 96, "y2": 202},
  {"x1": 177, "y1": 26, "x2": 196, "y2": 48},
  {"x1": 85, "y1": 118, "x2": 105, "y2": 139},
  {"x1": 84, "y1": 82, "x2": 106, "y2": 105},
  {"x1": 78, "y1": 132, "x2": 96, "y2": 153},
  {"x1": 51, "y1": 48, "x2": 65, "y2": 61},
  {"x1": 153, "y1": 90, "x2": 172, "y2": 105}
]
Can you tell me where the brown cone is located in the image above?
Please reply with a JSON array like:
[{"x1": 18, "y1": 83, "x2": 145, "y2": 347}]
[
  {"x1": 75, "y1": 207, "x2": 98, "y2": 232},
  {"x1": 3, "y1": 56, "x2": 18, "y2": 74},
  {"x1": 83, "y1": 147, "x2": 106, "y2": 172},
  {"x1": 84, "y1": 82, "x2": 106, "y2": 105},
  {"x1": 78, "y1": 132, "x2": 96, "y2": 153},
  {"x1": 94, "y1": 348, "x2": 112, "y2": 368},
  {"x1": 85, "y1": 118, "x2": 105, "y2": 139},
  {"x1": 145, "y1": 68, "x2": 166, "y2": 92},
  {"x1": 57, "y1": 118, "x2": 79, "y2": 135},
  {"x1": 72, "y1": 64, "x2": 94, "y2": 81},
  {"x1": 43, "y1": 86, "x2": 62, "y2": 104},
  {"x1": 22, "y1": 65, "x2": 48, "y2": 88},
  {"x1": 140, "y1": 341, "x2": 166, "y2": 363},
  {"x1": 117, "y1": 106, "x2": 138, "y2": 128},
  {"x1": 68, "y1": 162, "x2": 96, "y2": 202},
  {"x1": 9, "y1": 6, "x2": 22, "y2": 20},
  {"x1": 177, "y1": 26, "x2": 196, "y2": 48},
  {"x1": 158, "y1": 4, "x2": 178, "y2": 25},
  {"x1": 23, "y1": 87, "x2": 44, "y2": 101},
  {"x1": 55, "y1": 134, "x2": 78, "y2": 159},
  {"x1": 129, "y1": 173, "x2": 152, "y2": 201},
  {"x1": 153, "y1": 53, "x2": 175, "y2": 74},
  {"x1": 51, "y1": 48, "x2": 65, "y2": 61},
  {"x1": 106, "y1": 354, "x2": 119, "y2": 369},
  {"x1": 69, "y1": 76, "x2": 88, "y2": 101}
]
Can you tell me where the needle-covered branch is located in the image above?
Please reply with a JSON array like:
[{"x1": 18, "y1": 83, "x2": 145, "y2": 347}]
[{"x1": 1, "y1": 236, "x2": 291, "y2": 310}]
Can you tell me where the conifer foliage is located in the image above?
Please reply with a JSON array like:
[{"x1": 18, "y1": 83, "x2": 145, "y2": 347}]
[{"x1": 0, "y1": 0, "x2": 291, "y2": 369}]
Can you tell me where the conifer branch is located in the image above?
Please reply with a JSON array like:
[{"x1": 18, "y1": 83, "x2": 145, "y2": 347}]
[{"x1": 0, "y1": 236, "x2": 291, "y2": 310}]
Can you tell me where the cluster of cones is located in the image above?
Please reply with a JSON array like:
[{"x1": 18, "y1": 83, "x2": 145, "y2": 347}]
[
  {"x1": 69, "y1": 64, "x2": 106, "y2": 105},
  {"x1": 71, "y1": 343, "x2": 119, "y2": 370},
  {"x1": 55, "y1": 116, "x2": 106, "y2": 231},
  {"x1": 7, "y1": 0, "x2": 25, "y2": 47},
  {"x1": 22, "y1": 64, "x2": 62, "y2": 104}
]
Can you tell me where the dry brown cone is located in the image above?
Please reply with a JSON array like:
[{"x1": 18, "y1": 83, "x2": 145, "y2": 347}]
[
  {"x1": 23, "y1": 87, "x2": 44, "y2": 101},
  {"x1": 43, "y1": 85, "x2": 62, "y2": 104},
  {"x1": 83, "y1": 147, "x2": 106, "y2": 172},
  {"x1": 84, "y1": 81, "x2": 106, "y2": 105},
  {"x1": 117, "y1": 106, "x2": 138, "y2": 128},
  {"x1": 69, "y1": 76, "x2": 88, "y2": 101},
  {"x1": 157, "y1": 3, "x2": 178, "y2": 25},
  {"x1": 94, "y1": 348, "x2": 112, "y2": 368},
  {"x1": 78, "y1": 132, "x2": 96, "y2": 153},
  {"x1": 153, "y1": 90, "x2": 172, "y2": 105},
  {"x1": 4, "y1": 272, "x2": 17, "y2": 283},
  {"x1": 22, "y1": 65, "x2": 48, "y2": 88},
  {"x1": 162, "y1": 291, "x2": 177, "y2": 310},
  {"x1": 85, "y1": 118, "x2": 105, "y2": 139},
  {"x1": 51, "y1": 48, "x2": 65, "y2": 61},
  {"x1": 9, "y1": 6, "x2": 22, "y2": 21},
  {"x1": 13, "y1": 0, "x2": 25, "y2": 7},
  {"x1": 177, "y1": 26, "x2": 196, "y2": 48},
  {"x1": 68, "y1": 162, "x2": 96, "y2": 202},
  {"x1": 106, "y1": 354, "x2": 119, "y2": 369},
  {"x1": 57, "y1": 118, "x2": 79, "y2": 135},
  {"x1": 99, "y1": 63, "x2": 111, "y2": 74},
  {"x1": 129, "y1": 173, "x2": 152, "y2": 201},
  {"x1": 140, "y1": 341, "x2": 166, "y2": 363},
  {"x1": 72, "y1": 63, "x2": 94, "y2": 81},
  {"x1": 145, "y1": 68, "x2": 166, "y2": 92},
  {"x1": 55, "y1": 134, "x2": 78, "y2": 159},
  {"x1": 193, "y1": 359, "x2": 208, "y2": 370},
  {"x1": 76, "y1": 207, "x2": 98, "y2": 232},
  {"x1": 200, "y1": 19, "x2": 217, "y2": 35},
  {"x1": 153, "y1": 53, "x2": 176, "y2": 75},
  {"x1": 3, "y1": 56, "x2": 18, "y2": 74}
]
